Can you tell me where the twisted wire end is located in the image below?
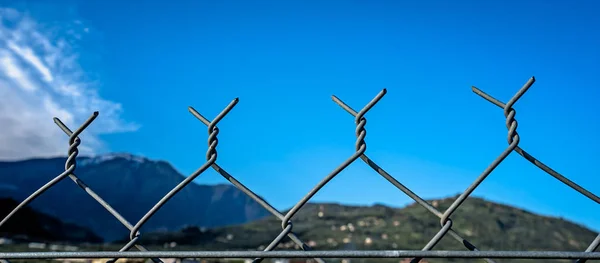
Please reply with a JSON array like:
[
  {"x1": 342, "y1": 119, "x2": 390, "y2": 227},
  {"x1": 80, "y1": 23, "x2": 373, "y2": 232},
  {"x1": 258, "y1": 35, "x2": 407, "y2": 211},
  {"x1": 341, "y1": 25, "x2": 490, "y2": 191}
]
[
  {"x1": 355, "y1": 117, "x2": 367, "y2": 152},
  {"x1": 207, "y1": 127, "x2": 219, "y2": 161},
  {"x1": 501, "y1": 77, "x2": 537, "y2": 145},
  {"x1": 353, "y1": 90, "x2": 388, "y2": 153},
  {"x1": 504, "y1": 110, "x2": 520, "y2": 145},
  {"x1": 203, "y1": 99, "x2": 239, "y2": 161},
  {"x1": 62, "y1": 113, "x2": 99, "y2": 172}
]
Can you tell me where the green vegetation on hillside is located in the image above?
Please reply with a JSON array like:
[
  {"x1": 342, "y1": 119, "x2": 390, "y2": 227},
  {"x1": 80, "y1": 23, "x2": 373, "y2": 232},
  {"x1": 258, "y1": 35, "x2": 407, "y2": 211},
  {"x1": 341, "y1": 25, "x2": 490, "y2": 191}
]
[
  {"x1": 0, "y1": 198, "x2": 102, "y2": 243},
  {"x1": 1, "y1": 196, "x2": 597, "y2": 263},
  {"x1": 129, "y1": 196, "x2": 598, "y2": 263}
]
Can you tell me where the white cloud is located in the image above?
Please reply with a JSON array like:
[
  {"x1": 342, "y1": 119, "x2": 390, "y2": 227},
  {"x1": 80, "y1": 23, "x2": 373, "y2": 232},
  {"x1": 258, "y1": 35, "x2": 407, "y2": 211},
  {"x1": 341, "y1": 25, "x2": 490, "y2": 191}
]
[{"x1": 0, "y1": 8, "x2": 139, "y2": 161}]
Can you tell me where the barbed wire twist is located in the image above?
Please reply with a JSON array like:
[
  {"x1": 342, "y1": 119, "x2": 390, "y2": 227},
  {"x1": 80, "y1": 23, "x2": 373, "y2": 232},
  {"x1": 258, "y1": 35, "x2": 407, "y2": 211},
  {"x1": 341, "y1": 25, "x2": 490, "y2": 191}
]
[
  {"x1": 471, "y1": 77, "x2": 600, "y2": 263},
  {"x1": 249, "y1": 89, "x2": 387, "y2": 263},
  {"x1": 0, "y1": 112, "x2": 162, "y2": 263},
  {"x1": 0, "y1": 77, "x2": 598, "y2": 262},
  {"x1": 102, "y1": 98, "x2": 240, "y2": 263},
  {"x1": 408, "y1": 78, "x2": 533, "y2": 263},
  {"x1": 188, "y1": 106, "x2": 324, "y2": 263},
  {"x1": 332, "y1": 93, "x2": 493, "y2": 263}
]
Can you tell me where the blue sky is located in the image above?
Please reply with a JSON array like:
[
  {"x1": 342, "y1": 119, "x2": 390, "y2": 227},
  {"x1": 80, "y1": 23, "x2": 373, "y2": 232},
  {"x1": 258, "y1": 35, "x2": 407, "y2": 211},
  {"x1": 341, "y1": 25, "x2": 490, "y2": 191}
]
[{"x1": 1, "y1": 0, "x2": 599, "y2": 233}]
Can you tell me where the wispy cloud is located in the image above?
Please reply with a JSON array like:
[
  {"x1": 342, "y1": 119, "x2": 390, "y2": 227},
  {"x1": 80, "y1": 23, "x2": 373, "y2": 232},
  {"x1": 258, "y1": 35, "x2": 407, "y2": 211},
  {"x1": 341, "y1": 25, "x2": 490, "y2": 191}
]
[{"x1": 0, "y1": 8, "x2": 139, "y2": 161}]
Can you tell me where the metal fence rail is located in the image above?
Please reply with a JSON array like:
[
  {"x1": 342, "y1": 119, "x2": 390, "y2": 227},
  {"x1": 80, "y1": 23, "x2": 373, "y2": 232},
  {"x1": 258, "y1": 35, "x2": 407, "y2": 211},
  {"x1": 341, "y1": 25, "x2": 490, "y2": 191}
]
[{"x1": 0, "y1": 76, "x2": 598, "y2": 263}]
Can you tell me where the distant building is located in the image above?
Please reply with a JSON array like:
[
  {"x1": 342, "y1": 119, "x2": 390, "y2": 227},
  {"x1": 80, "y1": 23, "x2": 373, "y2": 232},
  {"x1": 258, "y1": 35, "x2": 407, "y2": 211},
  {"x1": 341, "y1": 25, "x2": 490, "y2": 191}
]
[
  {"x1": 58, "y1": 259, "x2": 92, "y2": 263},
  {"x1": 0, "y1": 238, "x2": 13, "y2": 245},
  {"x1": 64, "y1": 245, "x2": 79, "y2": 251},
  {"x1": 28, "y1": 242, "x2": 46, "y2": 249},
  {"x1": 49, "y1": 244, "x2": 64, "y2": 251},
  {"x1": 400, "y1": 259, "x2": 428, "y2": 263},
  {"x1": 89, "y1": 259, "x2": 146, "y2": 263},
  {"x1": 154, "y1": 259, "x2": 201, "y2": 263}
]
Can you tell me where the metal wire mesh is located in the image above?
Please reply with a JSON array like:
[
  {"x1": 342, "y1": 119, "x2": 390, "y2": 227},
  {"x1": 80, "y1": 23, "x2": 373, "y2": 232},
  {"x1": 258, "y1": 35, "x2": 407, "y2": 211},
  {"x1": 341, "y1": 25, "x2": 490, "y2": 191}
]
[{"x1": 0, "y1": 77, "x2": 598, "y2": 262}]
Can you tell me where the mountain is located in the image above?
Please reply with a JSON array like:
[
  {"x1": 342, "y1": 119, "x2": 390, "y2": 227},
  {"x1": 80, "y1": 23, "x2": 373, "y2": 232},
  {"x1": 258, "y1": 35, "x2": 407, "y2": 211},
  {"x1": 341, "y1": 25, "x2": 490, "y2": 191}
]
[
  {"x1": 133, "y1": 196, "x2": 599, "y2": 263},
  {"x1": 0, "y1": 197, "x2": 102, "y2": 243},
  {"x1": 0, "y1": 153, "x2": 270, "y2": 242}
]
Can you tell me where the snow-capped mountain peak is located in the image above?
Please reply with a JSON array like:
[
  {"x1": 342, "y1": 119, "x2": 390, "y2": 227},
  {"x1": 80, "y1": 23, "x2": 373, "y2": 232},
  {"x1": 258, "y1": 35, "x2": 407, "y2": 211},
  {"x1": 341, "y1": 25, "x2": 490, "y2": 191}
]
[{"x1": 79, "y1": 152, "x2": 149, "y2": 166}]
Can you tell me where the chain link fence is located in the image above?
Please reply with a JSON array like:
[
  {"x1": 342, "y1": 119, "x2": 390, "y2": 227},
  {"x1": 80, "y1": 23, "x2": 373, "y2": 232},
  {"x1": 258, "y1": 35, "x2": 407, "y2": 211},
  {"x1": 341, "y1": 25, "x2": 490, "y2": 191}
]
[{"x1": 0, "y1": 77, "x2": 598, "y2": 263}]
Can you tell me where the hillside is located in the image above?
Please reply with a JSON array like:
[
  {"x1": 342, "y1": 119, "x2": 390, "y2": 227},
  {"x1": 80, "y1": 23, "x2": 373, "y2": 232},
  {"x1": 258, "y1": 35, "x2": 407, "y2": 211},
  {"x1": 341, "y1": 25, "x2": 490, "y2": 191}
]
[
  {"x1": 0, "y1": 198, "x2": 102, "y2": 243},
  {"x1": 0, "y1": 153, "x2": 270, "y2": 242},
  {"x1": 133, "y1": 196, "x2": 599, "y2": 263}
]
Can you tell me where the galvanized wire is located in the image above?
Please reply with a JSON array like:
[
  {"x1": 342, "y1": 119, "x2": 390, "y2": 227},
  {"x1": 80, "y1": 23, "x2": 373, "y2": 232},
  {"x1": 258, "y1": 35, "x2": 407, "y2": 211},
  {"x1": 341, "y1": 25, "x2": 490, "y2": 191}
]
[
  {"x1": 188, "y1": 105, "x2": 324, "y2": 263},
  {"x1": 0, "y1": 112, "x2": 162, "y2": 263},
  {"x1": 0, "y1": 251, "x2": 598, "y2": 260},
  {"x1": 0, "y1": 77, "x2": 598, "y2": 262}
]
